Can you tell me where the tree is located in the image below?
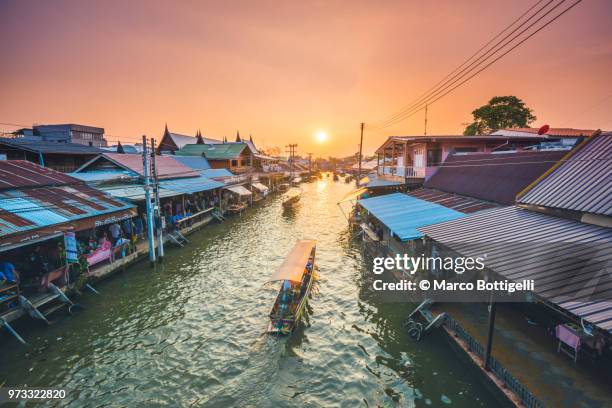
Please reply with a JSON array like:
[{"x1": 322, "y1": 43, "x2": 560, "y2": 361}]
[{"x1": 463, "y1": 96, "x2": 536, "y2": 135}]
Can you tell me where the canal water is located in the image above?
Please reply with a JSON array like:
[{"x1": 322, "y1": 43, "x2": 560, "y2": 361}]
[{"x1": 0, "y1": 178, "x2": 498, "y2": 407}]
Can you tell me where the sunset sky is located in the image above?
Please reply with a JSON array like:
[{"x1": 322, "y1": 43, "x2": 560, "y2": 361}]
[{"x1": 1, "y1": 0, "x2": 611, "y2": 157}]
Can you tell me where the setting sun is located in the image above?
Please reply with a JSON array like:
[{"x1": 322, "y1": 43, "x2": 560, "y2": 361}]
[{"x1": 315, "y1": 131, "x2": 328, "y2": 143}]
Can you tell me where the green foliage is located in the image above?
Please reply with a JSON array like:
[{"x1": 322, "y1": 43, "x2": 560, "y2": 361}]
[{"x1": 463, "y1": 96, "x2": 536, "y2": 135}]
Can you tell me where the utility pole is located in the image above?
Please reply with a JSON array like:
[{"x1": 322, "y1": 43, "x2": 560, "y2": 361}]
[
  {"x1": 424, "y1": 104, "x2": 428, "y2": 136},
  {"x1": 357, "y1": 122, "x2": 364, "y2": 186},
  {"x1": 150, "y1": 137, "x2": 164, "y2": 261},
  {"x1": 307, "y1": 152, "x2": 312, "y2": 178},
  {"x1": 285, "y1": 144, "x2": 297, "y2": 180},
  {"x1": 142, "y1": 136, "x2": 156, "y2": 264}
]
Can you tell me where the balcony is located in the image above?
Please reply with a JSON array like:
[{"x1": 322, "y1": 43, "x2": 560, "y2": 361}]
[{"x1": 378, "y1": 165, "x2": 426, "y2": 180}]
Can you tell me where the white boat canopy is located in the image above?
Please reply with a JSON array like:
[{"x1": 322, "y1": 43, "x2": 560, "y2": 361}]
[
  {"x1": 285, "y1": 187, "x2": 302, "y2": 198},
  {"x1": 269, "y1": 240, "x2": 316, "y2": 282},
  {"x1": 251, "y1": 182, "x2": 269, "y2": 193},
  {"x1": 338, "y1": 187, "x2": 368, "y2": 204},
  {"x1": 292, "y1": 177, "x2": 302, "y2": 183},
  {"x1": 225, "y1": 185, "x2": 252, "y2": 196}
]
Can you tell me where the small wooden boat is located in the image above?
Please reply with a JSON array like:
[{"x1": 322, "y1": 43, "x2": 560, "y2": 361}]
[
  {"x1": 227, "y1": 202, "x2": 247, "y2": 214},
  {"x1": 278, "y1": 183, "x2": 290, "y2": 192},
  {"x1": 282, "y1": 187, "x2": 302, "y2": 209},
  {"x1": 268, "y1": 240, "x2": 317, "y2": 335}
]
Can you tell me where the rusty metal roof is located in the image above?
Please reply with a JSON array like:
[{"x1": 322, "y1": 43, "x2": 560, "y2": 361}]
[
  {"x1": 78, "y1": 153, "x2": 199, "y2": 180},
  {"x1": 0, "y1": 160, "x2": 79, "y2": 190},
  {"x1": 424, "y1": 150, "x2": 566, "y2": 205},
  {"x1": 518, "y1": 132, "x2": 612, "y2": 216}
]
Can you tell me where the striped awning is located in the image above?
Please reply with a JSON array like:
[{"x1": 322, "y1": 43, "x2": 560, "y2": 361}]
[{"x1": 419, "y1": 206, "x2": 612, "y2": 333}]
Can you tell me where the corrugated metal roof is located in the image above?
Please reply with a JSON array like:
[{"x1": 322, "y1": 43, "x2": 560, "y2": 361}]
[
  {"x1": 69, "y1": 170, "x2": 136, "y2": 182},
  {"x1": 200, "y1": 168, "x2": 234, "y2": 179},
  {"x1": 364, "y1": 178, "x2": 402, "y2": 188},
  {"x1": 357, "y1": 193, "x2": 466, "y2": 241},
  {"x1": 408, "y1": 188, "x2": 497, "y2": 213},
  {"x1": 0, "y1": 182, "x2": 136, "y2": 246},
  {"x1": 425, "y1": 151, "x2": 566, "y2": 205},
  {"x1": 0, "y1": 138, "x2": 105, "y2": 154},
  {"x1": 518, "y1": 132, "x2": 612, "y2": 216},
  {"x1": 80, "y1": 153, "x2": 199, "y2": 180},
  {"x1": 159, "y1": 176, "x2": 224, "y2": 194},
  {"x1": 99, "y1": 184, "x2": 181, "y2": 201},
  {"x1": 0, "y1": 160, "x2": 79, "y2": 190},
  {"x1": 171, "y1": 156, "x2": 211, "y2": 170},
  {"x1": 419, "y1": 206, "x2": 612, "y2": 332}
]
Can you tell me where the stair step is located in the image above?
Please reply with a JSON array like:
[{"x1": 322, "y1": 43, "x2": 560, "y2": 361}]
[{"x1": 39, "y1": 303, "x2": 67, "y2": 318}]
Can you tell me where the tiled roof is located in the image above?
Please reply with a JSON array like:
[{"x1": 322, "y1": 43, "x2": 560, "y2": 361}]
[
  {"x1": 518, "y1": 132, "x2": 612, "y2": 215},
  {"x1": 425, "y1": 150, "x2": 566, "y2": 205},
  {"x1": 167, "y1": 132, "x2": 222, "y2": 148},
  {"x1": 176, "y1": 143, "x2": 246, "y2": 159}
]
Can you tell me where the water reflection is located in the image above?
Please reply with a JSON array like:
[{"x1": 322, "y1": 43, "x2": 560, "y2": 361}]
[{"x1": 0, "y1": 179, "x2": 497, "y2": 407}]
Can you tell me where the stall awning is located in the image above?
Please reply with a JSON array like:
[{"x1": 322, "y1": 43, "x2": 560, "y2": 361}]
[
  {"x1": 160, "y1": 176, "x2": 224, "y2": 194},
  {"x1": 269, "y1": 240, "x2": 316, "y2": 282},
  {"x1": 225, "y1": 185, "x2": 252, "y2": 196},
  {"x1": 100, "y1": 184, "x2": 180, "y2": 201},
  {"x1": 357, "y1": 193, "x2": 465, "y2": 241},
  {"x1": 251, "y1": 182, "x2": 269, "y2": 194},
  {"x1": 338, "y1": 187, "x2": 368, "y2": 204},
  {"x1": 364, "y1": 178, "x2": 402, "y2": 188},
  {"x1": 419, "y1": 206, "x2": 612, "y2": 333}
]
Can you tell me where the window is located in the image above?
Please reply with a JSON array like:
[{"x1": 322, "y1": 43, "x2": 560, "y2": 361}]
[
  {"x1": 426, "y1": 148, "x2": 442, "y2": 166},
  {"x1": 231, "y1": 160, "x2": 238, "y2": 166}
]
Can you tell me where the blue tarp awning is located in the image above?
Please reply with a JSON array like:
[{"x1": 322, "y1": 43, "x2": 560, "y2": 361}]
[
  {"x1": 159, "y1": 176, "x2": 224, "y2": 194},
  {"x1": 357, "y1": 193, "x2": 466, "y2": 241}
]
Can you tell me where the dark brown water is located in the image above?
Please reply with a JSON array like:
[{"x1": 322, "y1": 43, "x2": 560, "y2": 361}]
[{"x1": 0, "y1": 178, "x2": 498, "y2": 407}]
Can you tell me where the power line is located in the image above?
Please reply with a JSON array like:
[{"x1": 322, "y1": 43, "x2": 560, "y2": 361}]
[
  {"x1": 373, "y1": 0, "x2": 582, "y2": 130},
  {"x1": 374, "y1": 0, "x2": 551, "y2": 128}
]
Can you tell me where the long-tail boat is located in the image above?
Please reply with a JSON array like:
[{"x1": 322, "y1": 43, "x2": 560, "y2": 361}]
[
  {"x1": 282, "y1": 187, "x2": 302, "y2": 209},
  {"x1": 267, "y1": 240, "x2": 317, "y2": 335}
]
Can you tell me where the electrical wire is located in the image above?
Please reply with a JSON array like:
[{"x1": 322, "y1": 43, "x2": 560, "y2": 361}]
[{"x1": 372, "y1": 0, "x2": 582, "y2": 130}]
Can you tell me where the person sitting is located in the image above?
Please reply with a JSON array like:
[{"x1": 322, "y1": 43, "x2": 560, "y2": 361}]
[{"x1": 0, "y1": 260, "x2": 19, "y2": 284}]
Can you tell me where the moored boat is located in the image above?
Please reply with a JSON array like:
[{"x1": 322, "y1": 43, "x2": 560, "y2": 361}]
[
  {"x1": 282, "y1": 187, "x2": 302, "y2": 209},
  {"x1": 267, "y1": 240, "x2": 317, "y2": 335},
  {"x1": 278, "y1": 183, "x2": 290, "y2": 192}
]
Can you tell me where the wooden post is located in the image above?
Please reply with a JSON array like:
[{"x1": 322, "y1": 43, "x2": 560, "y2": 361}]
[{"x1": 484, "y1": 299, "x2": 497, "y2": 371}]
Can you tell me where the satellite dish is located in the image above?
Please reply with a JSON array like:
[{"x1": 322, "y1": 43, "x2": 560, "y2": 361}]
[{"x1": 538, "y1": 125, "x2": 550, "y2": 135}]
